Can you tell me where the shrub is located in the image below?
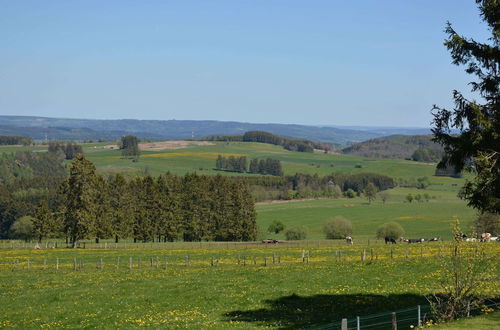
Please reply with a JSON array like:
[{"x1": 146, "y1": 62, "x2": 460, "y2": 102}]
[
  {"x1": 323, "y1": 217, "x2": 352, "y2": 239},
  {"x1": 285, "y1": 226, "x2": 308, "y2": 240},
  {"x1": 10, "y1": 216, "x2": 34, "y2": 242},
  {"x1": 427, "y1": 220, "x2": 493, "y2": 322},
  {"x1": 268, "y1": 220, "x2": 285, "y2": 234},
  {"x1": 344, "y1": 188, "x2": 356, "y2": 198},
  {"x1": 376, "y1": 222, "x2": 404, "y2": 239}
]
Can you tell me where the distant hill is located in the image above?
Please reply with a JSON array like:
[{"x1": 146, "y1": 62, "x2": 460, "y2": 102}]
[
  {"x1": 0, "y1": 116, "x2": 427, "y2": 145},
  {"x1": 342, "y1": 135, "x2": 444, "y2": 162},
  {"x1": 0, "y1": 125, "x2": 165, "y2": 141}
]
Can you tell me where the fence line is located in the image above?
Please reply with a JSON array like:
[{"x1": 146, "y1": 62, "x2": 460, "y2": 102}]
[{"x1": 310, "y1": 301, "x2": 500, "y2": 330}]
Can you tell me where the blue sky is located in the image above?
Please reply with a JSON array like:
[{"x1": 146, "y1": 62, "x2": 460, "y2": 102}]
[{"x1": 0, "y1": 1, "x2": 489, "y2": 127}]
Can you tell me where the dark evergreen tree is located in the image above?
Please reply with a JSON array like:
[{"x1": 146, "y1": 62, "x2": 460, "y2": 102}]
[
  {"x1": 33, "y1": 200, "x2": 53, "y2": 242},
  {"x1": 109, "y1": 174, "x2": 134, "y2": 243},
  {"x1": 156, "y1": 174, "x2": 183, "y2": 242},
  {"x1": 60, "y1": 154, "x2": 99, "y2": 248},
  {"x1": 432, "y1": 0, "x2": 500, "y2": 214}
]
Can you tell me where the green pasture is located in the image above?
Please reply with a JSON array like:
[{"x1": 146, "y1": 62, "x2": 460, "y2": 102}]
[
  {"x1": 0, "y1": 141, "x2": 464, "y2": 185},
  {"x1": 0, "y1": 244, "x2": 498, "y2": 329},
  {"x1": 256, "y1": 187, "x2": 476, "y2": 241}
]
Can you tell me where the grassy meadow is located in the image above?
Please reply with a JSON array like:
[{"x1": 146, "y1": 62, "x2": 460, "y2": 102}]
[
  {"x1": 0, "y1": 141, "x2": 498, "y2": 328},
  {"x1": 0, "y1": 141, "x2": 477, "y2": 239},
  {"x1": 0, "y1": 243, "x2": 498, "y2": 329}
]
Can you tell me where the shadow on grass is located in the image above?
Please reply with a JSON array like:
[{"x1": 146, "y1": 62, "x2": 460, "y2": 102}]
[{"x1": 225, "y1": 293, "x2": 427, "y2": 329}]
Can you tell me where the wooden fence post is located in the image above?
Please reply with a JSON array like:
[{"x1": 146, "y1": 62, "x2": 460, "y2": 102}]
[
  {"x1": 341, "y1": 318, "x2": 347, "y2": 330},
  {"x1": 392, "y1": 312, "x2": 397, "y2": 330},
  {"x1": 56, "y1": 258, "x2": 59, "y2": 270}
]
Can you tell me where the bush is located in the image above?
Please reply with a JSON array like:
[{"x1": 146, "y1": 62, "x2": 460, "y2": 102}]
[
  {"x1": 376, "y1": 222, "x2": 404, "y2": 239},
  {"x1": 323, "y1": 216, "x2": 352, "y2": 239},
  {"x1": 10, "y1": 216, "x2": 34, "y2": 242},
  {"x1": 344, "y1": 188, "x2": 356, "y2": 198},
  {"x1": 268, "y1": 220, "x2": 285, "y2": 234},
  {"x1": 285, "y1": 226, "x2": 308, "y2": 240}
]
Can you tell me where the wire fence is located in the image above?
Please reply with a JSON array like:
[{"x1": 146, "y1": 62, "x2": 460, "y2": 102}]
[{"x1": 310, "y1": 301, "x2": 500, "y2": 330}]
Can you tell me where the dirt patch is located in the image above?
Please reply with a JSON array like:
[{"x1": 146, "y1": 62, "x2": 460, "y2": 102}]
[
  {"x1": 138, "y1": 140, "x2": 214, "y2": 151},
  {"x1": 101, "y1": 140, "x2": 214, "y2": 151},
  {"x1": 313, "y1": 149, "x2": 340, "y2": 155},
  {"x1": 255, "y1": 197, "x2": 331, "y2": 206}
]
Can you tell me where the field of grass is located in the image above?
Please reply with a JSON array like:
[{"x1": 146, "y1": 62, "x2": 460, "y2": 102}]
[
  {"x1": 256, "y1": 188, "x2": 477, "y2": 241},
  {"x1": 1, "y1": 243, "x2": 498, "y2": 329},
  {"x1": 0, "y1": 141, "x2": 463, "y2": 183},
  {"x1": 434, "y1": 311, "x2": 500, "y2": 329}
]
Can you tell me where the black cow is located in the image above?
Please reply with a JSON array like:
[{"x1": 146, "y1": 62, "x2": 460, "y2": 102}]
[
  {"x1": 384, "y1": 237, "x2": 397, "y2": 244},
  {"x1": 408, "y1": 238, "x2": 424, "y2": 243}
]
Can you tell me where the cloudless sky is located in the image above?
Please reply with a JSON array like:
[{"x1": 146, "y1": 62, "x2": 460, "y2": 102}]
[{"x1": 0, "y1": 1, "x2": 490, "y2": 127}]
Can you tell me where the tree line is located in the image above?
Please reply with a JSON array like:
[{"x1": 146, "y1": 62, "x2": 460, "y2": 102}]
[
  {"x1": 0, "y1": 151, "x2": 66, "y2": 184},
  {"x1": 235, "y1": 172, "x2": 395, "y2": 202},
  {"x1": 215, "y1": 155, "x2": 283, "y2": 176},
  {"x1": 0, "y1": 135, "x2": 33, "y2": 146},
  {"x1": 6, "y1": 154, "x2": 257, "y2": 245},
  {"x1": 205, "y1": 130, "x2": 332, "y2": 153}
]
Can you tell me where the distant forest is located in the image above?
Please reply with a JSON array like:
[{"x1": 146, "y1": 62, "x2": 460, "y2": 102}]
[
  {"x1": 342, "y1": 135, "x2": 445, "y2": 162},
  {"x1": 215, "y1": 155, "x2": 283, "y2": 176},
  {"x1": 237, "y1": 172, "x2": 395, "y2": 202},
  {"x1": 0, "y1": 135, "x2": 33, "y2": 146},
  {"x1": 204, "y1": 131, "x2": 333, "y2": 153}
]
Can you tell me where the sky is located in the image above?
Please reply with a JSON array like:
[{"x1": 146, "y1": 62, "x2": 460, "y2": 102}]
[{"x1": 0, "y1": 1, "x2": 490, "y2": 127}]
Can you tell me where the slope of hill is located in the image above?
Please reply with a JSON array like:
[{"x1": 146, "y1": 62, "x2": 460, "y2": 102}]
[
  {"x1": 0, "y1": 115, "x2": 408, "y2": 145},
  {"x1": 342, "y1": 135, "x2": 444, "y2": 161}
]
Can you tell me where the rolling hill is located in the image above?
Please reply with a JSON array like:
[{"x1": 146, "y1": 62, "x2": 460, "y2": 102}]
[
  {"x1": 342, "y1": 135, "x2": 444, "y2": 161},
  {"x1": 0, "y1": 115, "x2": 430, "y2": 146}
]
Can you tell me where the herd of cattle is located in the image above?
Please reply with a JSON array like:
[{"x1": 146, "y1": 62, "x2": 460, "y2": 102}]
[
  {"x1": 383, "y1": 237, "x2": 440, "y2": 244},
  {"x1": 262, "y1": 234, "x2": 499, "y2": 245},
  {"x1": 460, "y1": 232, "x2": 500, "y2": 242}
]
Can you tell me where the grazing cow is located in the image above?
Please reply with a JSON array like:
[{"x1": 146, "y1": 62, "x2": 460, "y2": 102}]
[
  {"x1": 488, "y1": 236, "x2": 498, "y2": 242},
  {"x1": 481, "y1": 233, "x2": 492, "y2": 242},
  {"x1": 428, "y1": 237, "x2": 440, "y2": 242},
  {"x1": 399, "y1": 237, "x2": 408, "y2": 243},
  {"x1": 262, "y1": 239, "x2": 279, "y2": 244},
  {"x1": 465, "y1": 237, "x2": 477, "y2": 242},
  {"x1": 408, "y1": 238, "x2": 424, "y2": 243},
  {"x1": 385, "y1": 237, "x2": 397, "y2": 244},
  {"x1": 345, "y1": 236, "x2": 353, "y2": 245}
]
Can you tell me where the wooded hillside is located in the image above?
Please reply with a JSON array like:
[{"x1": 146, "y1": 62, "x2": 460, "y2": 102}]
[{"x1": 342, "y1": 135, "x2": 444, "y2": 162}]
